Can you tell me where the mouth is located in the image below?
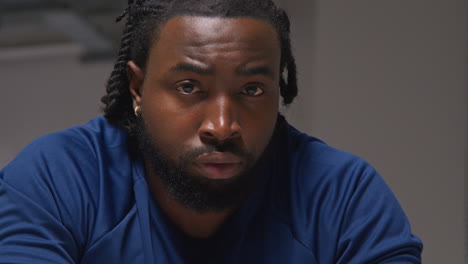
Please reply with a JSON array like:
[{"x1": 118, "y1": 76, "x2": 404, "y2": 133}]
[{"x1": 195, "y1": 152, "x2": 243, "y2": 180}]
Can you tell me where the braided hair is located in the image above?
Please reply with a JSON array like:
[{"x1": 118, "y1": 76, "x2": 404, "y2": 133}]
[{"x1": 101, "y1": 0, "x2": 298, "y2": 137}]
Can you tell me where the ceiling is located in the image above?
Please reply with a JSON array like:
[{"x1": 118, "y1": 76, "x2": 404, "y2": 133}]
[{"x1": 0, "y1": 0, "x2": 127, "y2": 60}]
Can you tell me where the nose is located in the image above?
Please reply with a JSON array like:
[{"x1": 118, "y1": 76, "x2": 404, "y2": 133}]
[{"x1": 199, "y1": 96, "x2": 241, "y2": 143}]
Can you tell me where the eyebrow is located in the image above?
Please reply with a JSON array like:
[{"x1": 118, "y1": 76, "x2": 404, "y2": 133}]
[
  {"x1": 235, "y1": 65, "x2": 276, "y2": 80},
  {"x1": 168, "y1": 62, "x2": 275, "y2": 80},
  {"x1": 169, "y1": 62, "x2": 214, "y2": 75}
]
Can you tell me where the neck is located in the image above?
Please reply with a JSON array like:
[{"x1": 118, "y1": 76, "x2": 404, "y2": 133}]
[{"x1": 144, "y1": 160, "x2": 234, "y2": 238}]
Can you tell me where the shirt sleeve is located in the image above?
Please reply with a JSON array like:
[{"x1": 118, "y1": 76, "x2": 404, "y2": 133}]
[
  {"x1": 335, "y1": 164, "x2": 423, "y2": 264},
  {"x1": 0, "y1": 133, "x2": 96, "y2": 264}
]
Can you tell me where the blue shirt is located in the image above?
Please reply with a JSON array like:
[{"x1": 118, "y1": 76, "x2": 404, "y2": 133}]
[{"x1": 0, "y1": 117, "x2": 422, "y2": 263}]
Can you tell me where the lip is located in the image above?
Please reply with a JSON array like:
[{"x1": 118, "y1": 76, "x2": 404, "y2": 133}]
[{"x1": 195, "y1": 152, "x2": 242, "y2": 179}]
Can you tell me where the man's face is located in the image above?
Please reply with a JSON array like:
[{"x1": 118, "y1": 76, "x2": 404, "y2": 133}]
[{"x1": 130, "y1": 16, "x2": 281, "y2": 211}]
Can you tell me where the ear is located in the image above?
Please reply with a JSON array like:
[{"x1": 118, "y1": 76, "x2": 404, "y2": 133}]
[{"x1": 127, "y1": 60, "x2": 144, "y2": 108}]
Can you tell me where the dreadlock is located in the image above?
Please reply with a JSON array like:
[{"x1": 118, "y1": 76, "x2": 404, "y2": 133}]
[{"x1": 101, "y1": 0, "x2": 298, "y2": 137}]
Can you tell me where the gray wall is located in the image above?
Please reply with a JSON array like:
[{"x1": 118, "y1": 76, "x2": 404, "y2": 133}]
[
  {"x1": 1, "y1": 1, "x2": 467, "y2": 263},
  {"x1": 281, "y1": 0, "x2": 467, "y2": 263},
  {"x1": 0, "y1": 45, "x2": 111, "y2": 166}
]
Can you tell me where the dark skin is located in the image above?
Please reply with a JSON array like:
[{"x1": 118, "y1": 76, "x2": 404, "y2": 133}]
[{"x1": 128, "y1": 16, "x2": 281, "y2": 238}]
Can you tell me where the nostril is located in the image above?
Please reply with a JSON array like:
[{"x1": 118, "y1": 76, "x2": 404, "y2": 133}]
[
  {"x1": 202, "y1": 131, "x2": 215, "y2": 138},
  {"x1": 200, "y1": 127, "x2": 241, "y2": 143}
]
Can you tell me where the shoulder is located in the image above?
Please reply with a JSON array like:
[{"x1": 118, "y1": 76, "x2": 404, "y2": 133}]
[
  {"x1": 268, "y1": 123, "x2": 422, "y2": 262},
  {"x1": 0, "y1": 117, "x2": 136, "y2": 247},
  {"x1": 270, "y1": 123, "x2": 376, "y2": 227},
  {"x1": 5, "y1": 116, "x2": 126, "y2": 161},
  {"x1": 282, "y1": 124, "x2": 383, "y2": 229},
  {"x1": 283, "y1": 125, "x2": 397, "y2": 224},
  {"x1": 2, "y1": 116, "x2": 129, "y2": 189},
  {"x1": 285, "y1": 124, "x2": 372, "y2": 186}
]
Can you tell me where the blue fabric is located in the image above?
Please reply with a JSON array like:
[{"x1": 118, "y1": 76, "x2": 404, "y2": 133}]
[{"x1": 0, "y1": 117, "x2": 422, "y2": 263}]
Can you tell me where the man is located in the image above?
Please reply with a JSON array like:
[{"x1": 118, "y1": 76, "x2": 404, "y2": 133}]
[{"x1": 0, "y1": 0, "x2": 423, "y2": 263}]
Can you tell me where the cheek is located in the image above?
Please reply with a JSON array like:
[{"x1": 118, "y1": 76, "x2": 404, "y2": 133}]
[
  {"x1": 141, "y1": 91, "x2": 200, "y2": 154},
  {"x1": 241, "y1": 99, "x2": 279, "y2": 156}
]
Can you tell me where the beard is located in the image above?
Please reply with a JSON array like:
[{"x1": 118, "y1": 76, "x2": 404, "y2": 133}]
[{"x1": 135, "y1": 115, "x2": 275, "y2": 213}]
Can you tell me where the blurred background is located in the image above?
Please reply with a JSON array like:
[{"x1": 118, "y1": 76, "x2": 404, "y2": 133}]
[{"x1": 0, "y1": 0, "x2": 466, "y2": 263}]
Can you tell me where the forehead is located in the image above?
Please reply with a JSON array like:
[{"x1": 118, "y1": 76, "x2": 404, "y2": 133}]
[
  {"x1": 159, "y1": 15, "x2": 279, "y2": 45},
  {"x1": 146, "y1": 16, "x2": 281, "y2": 67}
]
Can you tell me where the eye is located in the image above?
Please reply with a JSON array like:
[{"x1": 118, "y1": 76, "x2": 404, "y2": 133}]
[
  {"x1": 242, "y1": 84, "x2": 264, "y2": 96},
  {"x1": 175, "y1": 81, "x2": 201, "y2": 94}
]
